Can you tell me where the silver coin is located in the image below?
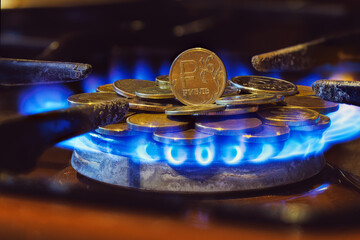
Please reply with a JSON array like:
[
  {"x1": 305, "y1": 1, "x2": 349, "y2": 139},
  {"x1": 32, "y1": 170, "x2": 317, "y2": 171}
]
[
  {"x1": 230, "y1": 76, "x2": 297, "y2": 96},
  {"x1": 153, "y1": 129, "x2": 214, "y2": 145},
  {"x1": 240, "y1": 124, "x2": 290, "y2": 143},
  {"x1": 216, "y1": 93, "x2": 278, "y2": 106},
  {"x1": 135, "y1": 86, "x2": 174, "y2": 99},
  {"x1": 155, "y1": 75, "x2": 170, "y2": 89},
  {"x1": 165, "y1": 104, "x2": 225, "y2": 116},
  {"x1": 113, "y1": 79, "x2": 156, "y2": 98}
]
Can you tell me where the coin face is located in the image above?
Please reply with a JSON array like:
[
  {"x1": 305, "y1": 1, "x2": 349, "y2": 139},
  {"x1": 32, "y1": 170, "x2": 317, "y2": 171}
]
[
  {"x1": 195, "y1": 117, "x2": 262, "y2": 135},
  {"x1": 113, "y1": 79, "x2": 156, "y2": 98},
  {"x1": 257, "y1": 106, "x2": 320, "y2": 127},
  {"x1": 240, "y1": 124, "x2": 290, "y2": 143},
  {"x1": 230, "y1": 76, "x2": 297, "y2": 96},
  {"x1": 67, "y1": 92, "x2": 123, "y2": 106},
  {"x1": 127, "y1": 113, "x2": 190, "y2": 132},
  {"x1": 96, "y1": 122, "x2": 136, "y2": 137},
  {"x1": 216, "y1": 93, "x2": 277, "y2": 106},
  {"x1": 165, "y1": 104, "x2": 225, "y2": 116},
  {"x1": 153, "y1": 129, "x2": 213, "y2": 145},
  {"x1": 135, "y1": 86, "x2": 174, "y2": 99},
  {"x1": 128, "y1": 99, "x2": 174, "y2": 112},
  {"x1": 284, "y1": 95, "x2": 339, "y2": 114},
  {"x1": 96, "y1": 84, "x2": 115, "y2": 93},
  {"x1": 169, "y1": 48, "x2": 227, "y2": 105},
  {"x1": 296, "y1": 85, "x2": 315, "y2": 96},
  {"x1": 155, "y1": 75, "x2": 170, "y2": 89},
  {"x1": 203, "y1": 105, "x2": 259, "y2": 116},
  {"x1": 291, "y1": 114, "x2": 330, "y2": 132}
]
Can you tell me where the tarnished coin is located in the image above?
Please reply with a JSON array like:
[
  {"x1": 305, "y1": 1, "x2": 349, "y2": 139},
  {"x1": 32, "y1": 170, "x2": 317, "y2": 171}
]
[
  {"x1": 195, "y1": 117, "x2": 262, "y2": 136},
  {"x1": 257, "y1": 106, "x2": 320, "y2": 127},
  {"x1": 96, "y1": 84, "x2": 115, "y2": 93},
  {"x1": 96, "y1": 122, "x2": 136, "y2": 137},
  {"x1": 296, "y1": 85, "x2": 315, "y2": 96},
  {"x1": 153, "y1": 129, "x2": 213, "y2": 145},
  {"x1": 169, "y1": 47, "x2": 227, "y2": 105},
  {"x1": 155, "y1": 75, "x2": 170, "y2": 89},
  {"x1": 221, "y1": 85, "x2": 241, "y2": 97},
  {"x1": 113, "y1": 79, "x2": 156, "y2": 98},
  {"x1": 67, "y1": 92, "x2": 123, "y2": 106},
  {"x1": 203, "y1": 105, "x2": 259, "y2": 116},
  {"x1": 135, "y1": 86, "x2": 174, "y2": 99},
  {"x1": 216, "y1": 93, "x2": 278, "y2": 106},
  {"x1": 165, "y1": 104, "x2": 225, "y2": 116},
  {"x1": 127, "y1": 113, "x2": 190, "y2": 132},
  {"x1": 240, "y1": 125, "x2": 290, "y2": 143},
  {"x1": 230, "y1": 76, "x2": 297, "y2": 96},
  {"x1": 284, "y1": 95, "x2": 339, "y2": 114},
  {"x1": 128, "y1": 99, "x2": 174, "y2": 112},
  {"x1": 291, "y1": 114, "x2": 330, "y2": 132}
]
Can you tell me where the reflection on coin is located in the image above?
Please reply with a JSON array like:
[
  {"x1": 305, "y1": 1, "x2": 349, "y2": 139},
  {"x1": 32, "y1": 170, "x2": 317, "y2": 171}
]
[
  {"x1": 195, "y1": 117, "x2": 262, "y2": 135},
  {"x1": 153, "y1": 129, "x2": 213, "y2": 145},
  {"x1": 230, "y1": 76, "x2": 297, "y2": 96},
  {"x1": 296, "y1": 85, "x2": 315, "y2": 96},
  {"x1": 221, "y1": 85, "x2": 241, "y2": 97},
  {"x1": 128, "y1": 99, "x2": 173, "y2": 112},
  {"x1": 204, "y1": 105, "x2": 259, "y2": 116},
  {"x1": 165, "y1": 104, "x2": 225, "y2": 116},
  {"x1": 96, "y1": 84, "x2": 115, "y2": 93},
  {"x1": 291, "y1": 114, "x2": 330, "y2": 132},
  {"x1": 240, "y1": 125, "x2": 290, "y2": 143},
  {"x1": 96, "y1": 122, "x2": 136, "y2": 137},
  {"x1": 156, "y1": 75, "x2": 170, "y2": 89},
  {"x1": 284, "y1": 95, "x2": 339, "y2": 114},
  {"x1": 216, "y1": 93, "x2": 277, "y2": 106},
  {"x1": 127, "y1": 113, "x2": 190, "y2": 132},
  {"x1": 113, "y1": 79, "x2": 156, "y2": 98},
  {"x1": 169, "y1": 47, "x2": 227, "y2": 105},
  {"x1": 67, "y1": 92, "x2": 123, "y2": 106},
  {"x1": 135, "y1": 86, "x2": 174, "y2": 99},
  {"x1": 257, "y1": 106, "x2": 320, "y2": 127}
]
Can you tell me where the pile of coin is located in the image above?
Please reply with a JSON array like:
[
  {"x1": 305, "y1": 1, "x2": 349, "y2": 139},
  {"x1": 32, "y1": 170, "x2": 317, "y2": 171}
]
[{"x1": 69, "y1": 47, "x2": 338, "y2": 148}]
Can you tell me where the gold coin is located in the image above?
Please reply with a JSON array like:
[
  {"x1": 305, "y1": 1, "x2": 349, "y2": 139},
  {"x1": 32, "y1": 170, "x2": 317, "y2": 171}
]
[
  {"x1": 216, "y1": 93, "x2": 278, "y2": 106},
  {"x1": 284, "y1": 95, "x2": 339, "y2": 114},
  {"x1": 135, "y1": 86, "x2": 174, "y2": 99},
  {"x1": 204, "y1": 105, "x2": 259, "y2": 116},
  {"x1": 257, "y1": 106, "x2": 320, "y2": 127},
  {"x1": 153, "y1": 129, "x2": 213, "y2": 145},
  {"x1": 155, "y1": 75, "x2": 170, "y2": 89},
  {"x1": 96, "y1": 122, "x2": 136, "y2": 137},
  {"x1": 113, "y1": 79, "x2": 156, "y2": 98},
  {"x1": 96, "y1": 84, "x2": 115, "y2": 93},
  {"x1": 291, "y1": 114, "x2": 330, "y2": 132},
  {"x1": 67, "y1": 92, "x2": 123, "y2": 106},
  {"x1": 195, "y1": 117, "x2": 262, "y2": 136},
  {"x1": 296, "y1": 85, "x2": 315, "y2": 96},
  {"x1": 165, "y1": 104, "x2": 225, "y2": 116},
  {"x1": 127, "y1": 113, "x2": 190, "y2": 132},
  {"x1": 169, "y1": 47, "x2": 227, "y2": 106},
  {"x1": 128, "y1": 99, "x2": 174, "y2": 112},
  {"x1": 240, "y1": 125, "x2": 290, "y2": 143}
]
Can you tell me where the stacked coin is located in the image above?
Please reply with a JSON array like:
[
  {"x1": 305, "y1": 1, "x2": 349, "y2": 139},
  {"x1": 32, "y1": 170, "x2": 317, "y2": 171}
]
[{"x1": 67, "y1": 48, "x2": 334, "y2": 157}]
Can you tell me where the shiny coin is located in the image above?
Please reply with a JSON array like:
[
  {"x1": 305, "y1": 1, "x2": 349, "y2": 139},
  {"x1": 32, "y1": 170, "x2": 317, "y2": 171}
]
[
  {"x1": 96, "y1": 122, "x2": 136, "y2": 137},
  {"x1": 165, "y1": 104, "x2": 225, "y2": 116},
  {"x1": 128, "y1": 99, "x2": 174, "y2": 112},
  {"x1": 135, "y1": 86, "x2": 174, "y2": 99},
  {"x1": 240, "y1": 124, "x2": 290, "y2": 143},
  {"x1": 67, "y1": 92, "x2": 123, "y2": 106},
  {"x1": 127, "y1": 113, "x2": 190, "y2": 132},
  {"x1": 153, "y1": 129, "x2": 213, "y2": 145},
  {"x1": 96, "y1": 84, "x2": 115, "y2": 93},
  {"x1": 216, "y1": 93, "x2": 278, "y2": 106},
  {"x1": 203, "y1": 105, "x2": 259, "y2": 116},
  {"x1": 155, "y1": 75, "x2": 170, "y2": 89},
  {"x1": 284, "y1": 95, "x2": 339, "y2": 114},
  {"x1": 230, "y1": 76, "x2": 297, "y2": 96},
  {"x1": 169, "y1": 47, "x2": 227, "y2": 105},
  {"x1": 113, "y1": 79, "x2": 156, "y2": 98},
  {"x1": 291, "y1": 114, "x2": 330, "y2": 132},
  {"x1": 296, "y1": 85, "x2": 315, "y2": 96},
  {"x1": 195, "y1": 117, "x2": 262, "y2": 136},
  {"x1": 257, "y1": 106, "x2": 320, "y2": 127},
  {"x1": 221, "y1": 85, "x2": 241, "y2": 97}
]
